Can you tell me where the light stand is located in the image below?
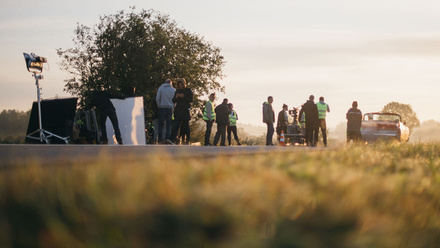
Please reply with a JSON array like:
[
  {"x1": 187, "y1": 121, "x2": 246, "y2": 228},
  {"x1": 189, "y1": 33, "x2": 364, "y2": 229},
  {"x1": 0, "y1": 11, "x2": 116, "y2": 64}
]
[{"x1": 25, "y1": 72, "x2": 70, "y2": 144}]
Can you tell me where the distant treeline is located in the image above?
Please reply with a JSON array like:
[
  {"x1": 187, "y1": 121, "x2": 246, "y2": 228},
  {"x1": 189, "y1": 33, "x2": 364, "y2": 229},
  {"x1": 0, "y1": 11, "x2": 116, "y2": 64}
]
[{"x1": 0, "y1": 109, "x2": 30, "y2": 143}]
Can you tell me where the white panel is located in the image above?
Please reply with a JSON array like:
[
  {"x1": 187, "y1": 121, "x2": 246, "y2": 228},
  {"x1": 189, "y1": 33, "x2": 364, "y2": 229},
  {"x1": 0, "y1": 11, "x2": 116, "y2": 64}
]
[{"x1": 105, "y1": 97, "x2": 146, "y2": 145}]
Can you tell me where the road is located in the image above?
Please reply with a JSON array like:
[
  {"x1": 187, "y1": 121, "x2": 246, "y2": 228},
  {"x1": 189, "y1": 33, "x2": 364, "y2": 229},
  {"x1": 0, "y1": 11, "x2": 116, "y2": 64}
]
[{"x1": 0, "y1": 144, "x2": 319, "y2": 166}]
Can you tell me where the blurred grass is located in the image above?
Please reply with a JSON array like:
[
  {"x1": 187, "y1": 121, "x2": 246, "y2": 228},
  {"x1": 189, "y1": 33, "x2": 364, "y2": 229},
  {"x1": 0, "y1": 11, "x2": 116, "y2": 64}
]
[{"x1": 2, "y1": 143, "x2": 440, "y2": 247}]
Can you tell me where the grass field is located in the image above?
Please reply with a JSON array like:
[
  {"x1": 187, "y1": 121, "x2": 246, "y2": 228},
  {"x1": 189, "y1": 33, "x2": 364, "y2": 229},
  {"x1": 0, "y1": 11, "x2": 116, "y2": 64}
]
[{"x1": 1, "y1": 143, "x2": 440, "y2": 247}]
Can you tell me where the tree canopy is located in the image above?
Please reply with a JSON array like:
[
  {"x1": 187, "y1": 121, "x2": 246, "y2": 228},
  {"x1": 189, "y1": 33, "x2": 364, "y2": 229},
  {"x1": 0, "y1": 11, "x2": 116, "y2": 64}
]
[
  {"x1": 57, "y1": 7, "x2": 225, "y2": 115},
  {"x1": 382, "y1": 102, "x2": 420, "y2": 132}
]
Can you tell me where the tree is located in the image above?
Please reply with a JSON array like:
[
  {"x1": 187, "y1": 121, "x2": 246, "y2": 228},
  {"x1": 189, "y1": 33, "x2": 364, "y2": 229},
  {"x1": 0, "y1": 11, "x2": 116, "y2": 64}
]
[
  {"x1": 0, "y1": 109, "x2": 31, "y2": 143},
  {"x1": 57, "y1": 7, "x2": 225, "y2": 117},
  {"x1": 382, "y1": 102, "x2": 420, "y2": 132}
]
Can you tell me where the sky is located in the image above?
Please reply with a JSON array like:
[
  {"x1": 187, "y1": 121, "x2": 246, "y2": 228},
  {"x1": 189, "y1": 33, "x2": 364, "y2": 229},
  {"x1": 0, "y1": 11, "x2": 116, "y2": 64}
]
[{"x1": 1, "y1": 0, "x2": 440, "y2": 129}]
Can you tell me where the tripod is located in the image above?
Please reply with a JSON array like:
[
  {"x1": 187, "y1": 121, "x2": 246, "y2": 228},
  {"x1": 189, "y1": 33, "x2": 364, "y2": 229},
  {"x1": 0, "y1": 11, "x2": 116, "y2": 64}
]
[{"x1": 26, "y1": 72, "x2": 69, "y2": 144}]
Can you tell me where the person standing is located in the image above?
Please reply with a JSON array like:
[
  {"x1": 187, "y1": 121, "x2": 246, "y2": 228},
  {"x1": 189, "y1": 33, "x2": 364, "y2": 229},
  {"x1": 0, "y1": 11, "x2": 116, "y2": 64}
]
[
  {"x1": 316, "y1": 96, "x2": 330, "y2": 146},
  {"x1": 170, "y1": 78, "x2": 193, "y2": 144},
  {"x1": 203, "y1": 93, "x2": 216, "y2": 146},
  {"x1": 346, "y1": 101, "x2": 363, "y2": 143},
  {"x1": 227, "y1": 103, "x2": 241, "y2": 146},
  {"x1": 213, "y1": 98, "x2": 230, "y2": 146},
  {"x1": 262, "y1": 96, "x2": 275, "y2": 146},
  {"x1": 151, "y1": 92, "x2": 163, "y2": 144},
  {"x1": 156, "y1": 79, "x2": 176, "y2": 144},
  {"x1": 299, "y1": 95, "x2": 319, "y2": 147},
  {"x1": 277, "y1": 104, "x2": 289, "y2": 139},
  {"x1": 87, "y1": 90, "x2": 124, "y2": 145}
]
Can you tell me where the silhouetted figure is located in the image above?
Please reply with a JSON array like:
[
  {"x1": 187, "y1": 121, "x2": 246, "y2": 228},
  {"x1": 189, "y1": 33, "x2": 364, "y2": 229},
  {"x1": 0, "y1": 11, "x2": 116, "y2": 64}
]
[
  {"x1": 170, "y1": 78, "x2": 193, "y2": 144},
  {"x1": 346, "y1": 101, "x2": 363, "y2": 143},
  {"x1": 299, "y1": 95, "x2": 319, "y2": 147},
  {"x1": 263, "y1": 96, "x2": 275, "y2": 146},
  {"x1": 213, "y1": 98, "x2": 230, "y2": 146},
  {"x1": 88, "y1": 90, "x2": 123, "y2": 145},
  {"x1": 277, "y1": 104, "x2": 289, "y2": 139}
]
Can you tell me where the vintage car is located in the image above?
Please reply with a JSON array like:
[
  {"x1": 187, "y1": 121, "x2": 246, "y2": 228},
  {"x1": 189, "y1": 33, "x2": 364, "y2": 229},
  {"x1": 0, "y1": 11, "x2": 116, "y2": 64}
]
[{"x1": 361, "y1": 112, "x2": 410, "y2": 142}]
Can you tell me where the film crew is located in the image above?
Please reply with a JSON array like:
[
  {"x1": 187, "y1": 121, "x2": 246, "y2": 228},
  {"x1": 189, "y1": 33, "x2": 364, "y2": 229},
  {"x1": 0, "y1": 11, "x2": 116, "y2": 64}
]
[
  {"x1": 316, "y1": 96, "x2": 330, "y2": 146},
  {"x1": 170, "y1": 78, "x2": 193, "y2": 145},
  {"x1": 213, "y1": 98, "x2": 230, "y2": 146},
  {"x1": 227, "y1": 103, "x2": 241, "y2": 146},
  {"x1": 262, "y1": 96, "x2": 275, "y2": 146},
  {"x1": 277, "y1": 104, "x2": 289, "y2": 139},
  {"x1": 203, "y1": 93, "x2": 216, "y2": 146},
  {"x1": 299, "y1": 95, "x2": 319, "y2": 147},
  {"x1": 156, "y1": 79, "x2": 176, "y2": 144},
  {"x1": 87, "y1": 90, "x2": 124, "y2": 145},
  {"x1": 346, "y1": 101, "x2": 363, "y2": 144}
]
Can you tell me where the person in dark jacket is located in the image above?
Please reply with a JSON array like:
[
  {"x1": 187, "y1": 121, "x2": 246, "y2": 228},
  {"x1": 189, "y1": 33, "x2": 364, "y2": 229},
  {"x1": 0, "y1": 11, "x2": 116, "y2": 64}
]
[
  {"x1": 263, "y1": 96, "x2": 275, "y2": 146},
  {"x1": 277, "y1": 104, "x2": 289, "y2": 138},
  {"x1": 213, "y1": 98, "x2": 230, "y2": 146},
  {"x1": 87, "y1": 90, "x2": 124, "y2": 145},
  {"x1": 346, "y1": 101, "x2": 363, "y2": 143},
  {"x1": 299, "y1": 95, "x2": 319, "y2": 147},
  {"x1": 170, "y1": 78, "x2": 193, "y2": 144}
]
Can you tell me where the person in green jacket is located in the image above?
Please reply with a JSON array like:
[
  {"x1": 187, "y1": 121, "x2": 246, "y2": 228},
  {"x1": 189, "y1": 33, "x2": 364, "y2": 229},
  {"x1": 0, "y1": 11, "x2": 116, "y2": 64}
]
[
  {"x1": 227, "y1": 103, "x2": 241, "y2": 146},
  {"x1": 203, "y1": 93, "x2": 216, "y2": 146},
  {"x1": 316, "y1": 96, "x2": 330, "y2": 146}
]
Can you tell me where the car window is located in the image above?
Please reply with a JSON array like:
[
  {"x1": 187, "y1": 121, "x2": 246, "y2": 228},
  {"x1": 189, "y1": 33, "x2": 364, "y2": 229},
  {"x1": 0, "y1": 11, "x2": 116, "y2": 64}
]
[{"x1": 364, "y1": 114, "x2": 401, "y2": 122}]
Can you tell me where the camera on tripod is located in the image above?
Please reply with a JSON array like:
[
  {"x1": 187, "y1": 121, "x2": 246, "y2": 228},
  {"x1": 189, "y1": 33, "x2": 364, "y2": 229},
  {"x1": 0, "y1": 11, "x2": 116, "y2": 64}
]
[
  {"x1": 23, "y1": 52, "x2": 47, "y2": 74},
  {"x1": 289, "y1": 107, "x2": 299, "y2": 123}
]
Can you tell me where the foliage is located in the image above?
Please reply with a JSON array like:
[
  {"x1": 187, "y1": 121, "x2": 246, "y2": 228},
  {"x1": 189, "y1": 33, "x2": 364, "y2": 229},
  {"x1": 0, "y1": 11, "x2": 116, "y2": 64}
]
[
  {"x1": 382, "y1": 101, "x2": 420, "y2": 132},
  {"x1": 0, "y1": 109, "x2": 30, "y2": 143},
  {"x1": 57, "y1": 7, "x2": 225, "y2": 116},
  {"x1": 410, "y1": 120, "x2": 440, "y2": 143},
  {"x1": 3, "y1": 143, "x2": 440, "y2": 247}
]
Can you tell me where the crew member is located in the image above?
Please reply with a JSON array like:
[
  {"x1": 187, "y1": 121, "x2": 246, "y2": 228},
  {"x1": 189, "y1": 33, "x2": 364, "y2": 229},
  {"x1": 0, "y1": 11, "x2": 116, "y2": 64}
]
[
  {"x1": 263, "y1": 96, "x2": 275, "y2": 146},
  {"x1": 346, "y1": 101, "x2": 363, "y2": 143},
  {"x1": 227, "y1": 103, "x2": 241, "y2": 146},
  {"x1": 203, "y1": 93, "x2": 216, "y2": 146},
  {"x1": 156, "y1": 79, "x2": 176, "y2": 144},
  {"x1": 277, "y1": 104, "x2": 289, "y2": 139},
  {"x1": 87, "y1": 90, "x2": 124, "y2": 145},
  {"x1": 170, "y1": 78, "x2": 193, "y2": 144},
  {"x1": 316, "y1": 96, "x2": 330, "y2": 146},
  {"x1": 299, "y1": 95, "x2": 319, "y2": 147},
  {"x1": 213, "y1": 98, "x2": 230, "y2": 146}
]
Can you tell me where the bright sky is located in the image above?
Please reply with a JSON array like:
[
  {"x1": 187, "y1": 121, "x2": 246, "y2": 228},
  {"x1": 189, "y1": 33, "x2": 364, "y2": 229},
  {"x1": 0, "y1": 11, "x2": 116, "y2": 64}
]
[{"x1": 1, "y1": 0, "x2": 440, "y2": 129}]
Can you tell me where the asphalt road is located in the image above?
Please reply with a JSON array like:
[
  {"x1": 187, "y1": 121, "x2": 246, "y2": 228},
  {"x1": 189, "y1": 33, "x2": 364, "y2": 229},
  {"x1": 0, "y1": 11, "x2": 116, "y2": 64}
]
[{"x1": 0, "y1": 144, "x2": 319, "y2": 166}]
